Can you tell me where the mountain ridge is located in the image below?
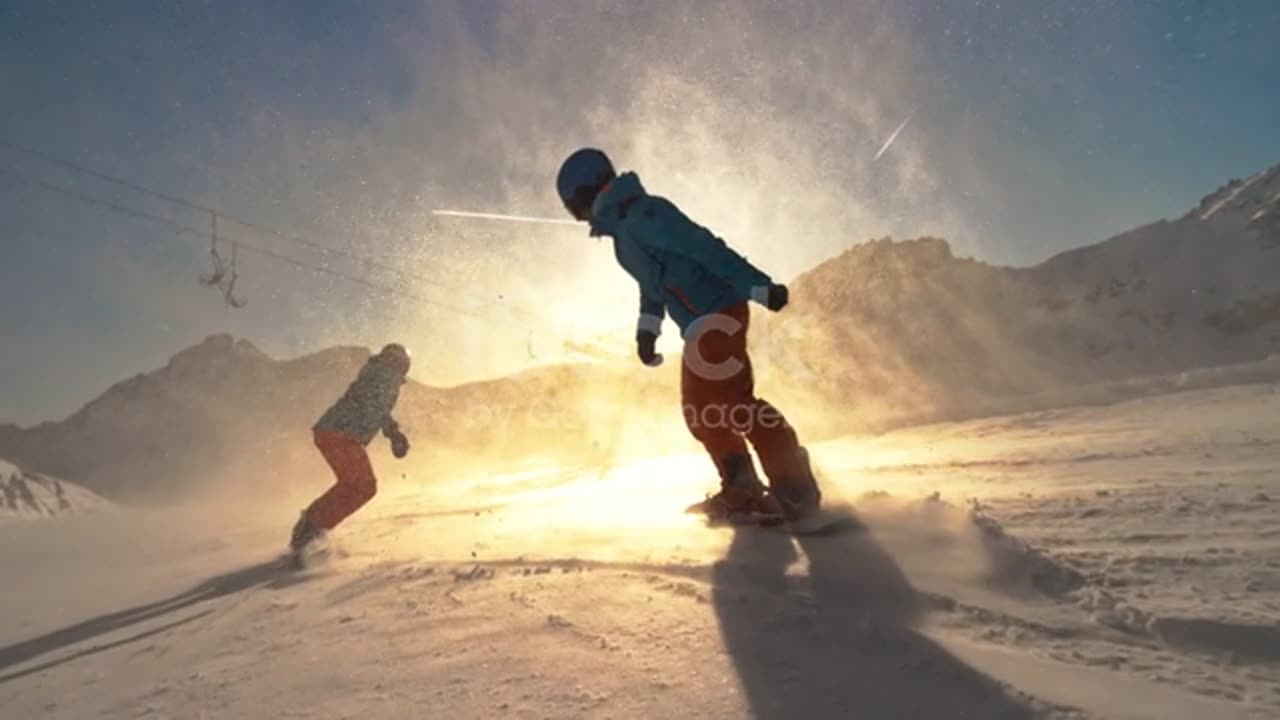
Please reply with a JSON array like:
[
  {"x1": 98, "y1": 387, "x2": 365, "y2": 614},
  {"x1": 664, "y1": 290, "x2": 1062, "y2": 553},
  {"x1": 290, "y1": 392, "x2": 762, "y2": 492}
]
[{"x1": 2, "y1": 160, "x2": 1279, "y2": 501}]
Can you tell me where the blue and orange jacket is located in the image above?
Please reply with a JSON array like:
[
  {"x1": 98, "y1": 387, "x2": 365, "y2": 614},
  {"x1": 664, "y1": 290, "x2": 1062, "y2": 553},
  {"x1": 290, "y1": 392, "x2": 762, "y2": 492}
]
[
  {"x1": 588, "y1": 172, "x2": 773, "y2": 336},
  {"x1": 313, "y1": 358, "x2": 404, "y2": 445}
]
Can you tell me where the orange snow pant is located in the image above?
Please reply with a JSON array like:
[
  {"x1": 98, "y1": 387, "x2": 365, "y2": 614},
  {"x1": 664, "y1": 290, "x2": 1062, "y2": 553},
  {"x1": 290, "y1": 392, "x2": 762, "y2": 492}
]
[
  {"x1": 305, "y1": 429, "x2": 378, "y2": 531},
  {"x1": 681, "y1": 302, "x2": 807, "y2": 492}
]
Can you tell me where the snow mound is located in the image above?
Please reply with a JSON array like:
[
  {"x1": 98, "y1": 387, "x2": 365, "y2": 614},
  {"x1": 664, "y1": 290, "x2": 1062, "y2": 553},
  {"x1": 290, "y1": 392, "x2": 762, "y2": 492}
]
[
  {"x1": 848, "y1": 491, "x2": 1088, "y2": 601},
  {"x1": 967, "y1": 504, "x2": 1087, "y2": 598},
  {"x1": 0, "y1": 458, "x2": 104, "y2": 521},
  {"x1": 1149, "y1": 617, "x2": 1280, "y2": 664}
]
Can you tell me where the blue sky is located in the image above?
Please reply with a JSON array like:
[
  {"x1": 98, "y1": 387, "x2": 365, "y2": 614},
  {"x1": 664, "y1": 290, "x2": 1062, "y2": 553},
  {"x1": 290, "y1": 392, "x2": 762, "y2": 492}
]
[{"x1": 2, "y1": 0, "x2": 1278, "y2": 424}]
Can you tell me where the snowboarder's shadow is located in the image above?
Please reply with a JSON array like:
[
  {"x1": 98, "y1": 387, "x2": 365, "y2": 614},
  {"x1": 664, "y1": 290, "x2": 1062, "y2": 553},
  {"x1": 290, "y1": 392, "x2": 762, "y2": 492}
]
[
  {"x1": 0, "y1": 557, "x2": 314, "y2": 685},
  {"x1": 711, "y1": 524, "x2": 1040, "y2": 719}
]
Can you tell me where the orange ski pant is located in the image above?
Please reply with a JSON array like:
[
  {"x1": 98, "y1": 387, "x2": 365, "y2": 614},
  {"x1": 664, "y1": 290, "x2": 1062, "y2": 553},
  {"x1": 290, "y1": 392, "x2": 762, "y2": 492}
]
[
  {"x1": 305, "y1": 429, "x2": 378, "y2": 531},
  {"x1": 680, "y1": 302, "x2": 806, "y2": 491}
]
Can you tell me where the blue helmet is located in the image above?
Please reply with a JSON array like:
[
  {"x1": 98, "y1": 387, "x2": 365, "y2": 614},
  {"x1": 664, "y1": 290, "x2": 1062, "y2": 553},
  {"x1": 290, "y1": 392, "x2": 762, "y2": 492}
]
[{"x1": 556, "y1": 148, "x2": 616, "y2": 221}]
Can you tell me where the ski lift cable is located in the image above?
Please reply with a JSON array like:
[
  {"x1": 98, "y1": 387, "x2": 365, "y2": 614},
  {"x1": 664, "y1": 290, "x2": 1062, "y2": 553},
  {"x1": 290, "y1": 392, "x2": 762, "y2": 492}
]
[
  {"x1": 0, "y1": 138, "x2": 540, "y2": 323},
  {"x1": 0, "y1": 163, "x2": 535, "y2": 334}
]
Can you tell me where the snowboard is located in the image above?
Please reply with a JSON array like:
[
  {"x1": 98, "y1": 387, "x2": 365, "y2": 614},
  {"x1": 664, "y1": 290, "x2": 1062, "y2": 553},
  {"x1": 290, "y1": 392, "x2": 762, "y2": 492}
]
[
  {"x1": 772, "y1": 507, "x2": 863, "y2": 536},
  {"x1": 284, "y1": 537, "x2": 333, "y2": 570},
  {"x1": 686, "y1": 500, "x2": 863, "y2": 536}
]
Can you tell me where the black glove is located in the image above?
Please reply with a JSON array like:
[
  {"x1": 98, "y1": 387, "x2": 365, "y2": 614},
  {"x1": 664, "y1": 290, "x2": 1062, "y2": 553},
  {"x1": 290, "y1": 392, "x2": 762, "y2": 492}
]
[
  {"x1": 389, "y1": 430, "x2": 410, "y2": 459},
  {"x1": 765, "y1": 283, "x2": 789, "y2": 312},
  {"x1": 636, "y1": 329, "x2": 663, "y2": 367}
]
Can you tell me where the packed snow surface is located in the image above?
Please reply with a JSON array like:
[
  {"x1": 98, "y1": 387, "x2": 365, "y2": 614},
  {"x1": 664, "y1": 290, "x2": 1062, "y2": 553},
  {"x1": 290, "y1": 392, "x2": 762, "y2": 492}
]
[{"x1": 2, "y1": 383, "x2": 1278, "y2": 719}]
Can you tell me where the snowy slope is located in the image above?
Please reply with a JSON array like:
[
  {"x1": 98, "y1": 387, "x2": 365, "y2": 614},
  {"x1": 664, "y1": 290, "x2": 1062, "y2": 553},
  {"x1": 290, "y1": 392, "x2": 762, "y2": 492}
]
[
  {"x1": 1, "y1": 383, "x2": 1276, "y2": 719},
  {"x1": 0, "y1": 458, "x2": 104, "y2": 522}
]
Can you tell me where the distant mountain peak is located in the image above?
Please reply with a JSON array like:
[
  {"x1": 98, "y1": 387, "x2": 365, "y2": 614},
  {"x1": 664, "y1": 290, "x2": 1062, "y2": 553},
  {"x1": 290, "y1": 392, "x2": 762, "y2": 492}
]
[
  {"x1": 1193, "y1": 162, "x2": 1280, "y2": 223},
  {"x1": 167, "y1": 333, "x2": 267, "y2": 368}
]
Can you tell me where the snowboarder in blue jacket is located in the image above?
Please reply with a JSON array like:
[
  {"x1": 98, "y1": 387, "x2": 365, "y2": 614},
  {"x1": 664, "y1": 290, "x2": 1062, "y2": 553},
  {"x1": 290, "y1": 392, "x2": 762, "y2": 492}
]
[{"x1": 556, "y1": 148, "x2": 822, "y2": 523}]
